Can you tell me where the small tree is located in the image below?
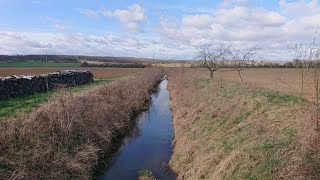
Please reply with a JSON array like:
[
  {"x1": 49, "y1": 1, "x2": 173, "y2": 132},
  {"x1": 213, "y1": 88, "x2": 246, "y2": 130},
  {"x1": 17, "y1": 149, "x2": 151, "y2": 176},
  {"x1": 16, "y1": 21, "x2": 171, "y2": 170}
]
[
  {"x1": 290, "y1": 43, "x2": 313, "y2": 100},
  {"x1": 292, "y1": 33, "x2": 320, "y2": 130},
  {"x1": 196, "y1": 43, "x2": 229, "y2": 79},
  {"x1": 228, "y1": 46, "x2": 257, "y2": 83}
]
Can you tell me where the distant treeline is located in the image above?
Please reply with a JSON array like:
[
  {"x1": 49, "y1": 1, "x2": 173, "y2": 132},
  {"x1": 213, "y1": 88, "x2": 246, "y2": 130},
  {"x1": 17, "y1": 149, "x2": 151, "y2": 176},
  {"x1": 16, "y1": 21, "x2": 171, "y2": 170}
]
[
  {"x1": 81, "y1": 61, "x2": 147, "y2": 68},
  {"x1": 190, "y1": 59, "x2": 320, "y2": 68},
  {"x1": 0, "y1": 55, "x2": 78, "y2": 63},
  {"x1": 0, "y1": 55, "x2": 188, "y2": 64}
]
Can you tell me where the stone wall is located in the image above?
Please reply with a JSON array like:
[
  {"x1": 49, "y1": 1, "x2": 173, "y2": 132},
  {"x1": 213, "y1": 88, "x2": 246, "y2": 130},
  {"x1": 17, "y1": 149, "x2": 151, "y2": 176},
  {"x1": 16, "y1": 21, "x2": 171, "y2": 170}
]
[{"x1": 0, "y1": 70, "x2": 94, "y2": 100}]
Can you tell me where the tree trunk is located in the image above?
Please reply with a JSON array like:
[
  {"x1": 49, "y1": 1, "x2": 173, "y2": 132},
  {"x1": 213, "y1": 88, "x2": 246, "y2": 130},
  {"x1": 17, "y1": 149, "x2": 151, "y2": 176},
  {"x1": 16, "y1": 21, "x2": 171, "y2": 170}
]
[
  {"x1": 210, "y1": 70, "x2": 213, "y2": 79},
  {"x1": 238, "y1": 70, "x2": 243, "y2": 83}
]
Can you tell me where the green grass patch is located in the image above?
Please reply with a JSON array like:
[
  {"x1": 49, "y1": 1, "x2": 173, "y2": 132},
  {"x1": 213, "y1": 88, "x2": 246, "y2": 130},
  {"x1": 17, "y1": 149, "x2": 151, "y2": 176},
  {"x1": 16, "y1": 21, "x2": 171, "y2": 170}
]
[
  {"x1": 216, "y1": 86, "x2": 232, "y2": 98},
  {"x1": 259, "y1": 91, "x2": 300, "y2": 104},
  {"x1": 192, "y1": 78, "x2": 213, "y2": 87},
  {"x1": 199, "y1": 78, "x2": 212, "y2": 84},
  {"x1": 138, "y1": 170, "x2": 153, "y2": 177},
  {"x1": 0, "y1": 61, "x2": 80, "y2": 67},
  {"x1": 234, "y1": 111, "x2": 251, "y2": 124},
  {"x1": 0, "y1": 78, "x2": 113, "y2": 120}
]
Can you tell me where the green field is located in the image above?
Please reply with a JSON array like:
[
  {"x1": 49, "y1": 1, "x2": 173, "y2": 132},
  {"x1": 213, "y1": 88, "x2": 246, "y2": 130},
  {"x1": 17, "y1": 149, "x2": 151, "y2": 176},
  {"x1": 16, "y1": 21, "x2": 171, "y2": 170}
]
[
  {"x1": 0, "y1": 78, "x2": 113, "y2": 121},
  {"x1": 0, "y1": 61, "x2": 81, "y2": 67}
]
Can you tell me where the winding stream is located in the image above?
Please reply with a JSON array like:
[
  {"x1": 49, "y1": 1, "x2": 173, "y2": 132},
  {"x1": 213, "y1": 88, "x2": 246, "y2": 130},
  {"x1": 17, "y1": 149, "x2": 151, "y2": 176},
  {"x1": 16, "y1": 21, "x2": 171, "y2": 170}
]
[{"x1": 97, "y1": 79, "x2": 176, "y2": 180}]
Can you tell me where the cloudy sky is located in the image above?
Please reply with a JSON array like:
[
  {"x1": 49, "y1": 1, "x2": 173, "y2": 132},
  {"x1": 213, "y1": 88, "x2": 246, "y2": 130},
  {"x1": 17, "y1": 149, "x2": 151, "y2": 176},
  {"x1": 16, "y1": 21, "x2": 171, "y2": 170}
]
[{"x1": 0, "y1": 0, "x2": 320, "y2": 60}]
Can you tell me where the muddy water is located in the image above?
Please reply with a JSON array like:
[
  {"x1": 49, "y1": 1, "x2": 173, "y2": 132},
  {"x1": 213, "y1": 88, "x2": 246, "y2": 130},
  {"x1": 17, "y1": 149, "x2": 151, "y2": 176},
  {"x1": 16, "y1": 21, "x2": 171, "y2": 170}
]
[{"x1": 97, "y1": 80, "x2": 176, "y2": 180}]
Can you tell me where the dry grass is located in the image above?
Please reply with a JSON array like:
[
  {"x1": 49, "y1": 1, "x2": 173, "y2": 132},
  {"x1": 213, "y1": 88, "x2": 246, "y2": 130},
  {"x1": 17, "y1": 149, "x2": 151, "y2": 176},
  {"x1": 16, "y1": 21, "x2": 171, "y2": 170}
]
[
  {"x1": 0, "y1": 68, "x2": 163, "y2": 179},
  {"x1": 167, "y1": 68, "x2": 319, "y2": 180},
  {"x1": 0, "y1": 67, "x2": 142, "y2": 79},
  {"x1": 188, "y1": 68, "x2": 319, "y2": 101}
]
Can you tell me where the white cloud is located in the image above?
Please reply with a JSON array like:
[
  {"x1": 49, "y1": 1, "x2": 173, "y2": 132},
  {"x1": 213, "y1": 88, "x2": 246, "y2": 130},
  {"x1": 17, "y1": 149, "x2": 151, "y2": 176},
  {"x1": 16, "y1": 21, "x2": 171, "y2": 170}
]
[
  {"x1": 78, "y1": 8, "x2": 99, "y2": 18},
  {"x1": 4, "y1": 2, "x2": 320, "y2": 60},
  {"x1": 214, "y1": 7, "x2": 286, "y2": 27},
  {"x1": 182, "y1": 14, "x2": 213, "y2": 28},
  {"x1": 279, "y1": 0, "x2": 320, "y2": 16},
  {"x1": 222, "y1": 0, "x2": 251, "y2": 7},
  {"x1": 102, "y1": 4, "x2": 146, "y2": 33},
  {"x1": 0, "y1": 32, "x2": 190, "y2": 59},
  {"x1": 157, "y1": 4, "x2": 320, "y2": 60}
]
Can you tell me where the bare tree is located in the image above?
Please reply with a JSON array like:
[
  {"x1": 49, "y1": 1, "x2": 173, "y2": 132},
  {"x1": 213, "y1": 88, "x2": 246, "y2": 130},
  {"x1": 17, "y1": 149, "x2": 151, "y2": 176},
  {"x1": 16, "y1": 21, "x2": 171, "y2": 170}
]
[
  {"x1": 292, "y1": 32, "x2": 320, "y2": 130},
  {"x1": 290, "y1": 43, "x2": 314, "y2": 100},
  {"x1": 196, "y1": 43, "x2": 229, "y2": 79},
  {"x1": 228, "y1": 46, "x2": 257, "y2": 83}
]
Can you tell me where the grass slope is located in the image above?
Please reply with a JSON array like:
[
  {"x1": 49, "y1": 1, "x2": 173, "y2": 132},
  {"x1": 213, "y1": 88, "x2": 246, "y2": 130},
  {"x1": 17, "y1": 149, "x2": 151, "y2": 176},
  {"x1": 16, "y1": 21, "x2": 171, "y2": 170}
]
[
  {"x1": 168, "y1": 69, "x2": 318, "y2": 179},
  {"x1": 0, "y1": 78, "x2": 113, "y2": 121},
  {"x1": 0, "y1": 68, "x2": 163, "y2": 179}
]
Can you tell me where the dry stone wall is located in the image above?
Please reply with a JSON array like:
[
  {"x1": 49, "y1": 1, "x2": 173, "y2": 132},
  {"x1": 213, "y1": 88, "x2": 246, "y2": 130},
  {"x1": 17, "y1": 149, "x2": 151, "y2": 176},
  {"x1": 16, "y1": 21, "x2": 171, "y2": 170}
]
[{"x1": 0, "y1": 70, "x2": 94, "y2": 100}]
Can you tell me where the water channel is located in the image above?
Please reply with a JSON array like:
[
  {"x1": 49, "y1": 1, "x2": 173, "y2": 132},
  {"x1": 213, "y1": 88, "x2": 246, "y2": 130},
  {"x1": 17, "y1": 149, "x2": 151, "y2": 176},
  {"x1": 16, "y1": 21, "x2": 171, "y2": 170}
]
[{"x1": 97, "y1": 80, "x2": 176, "y2": 180}]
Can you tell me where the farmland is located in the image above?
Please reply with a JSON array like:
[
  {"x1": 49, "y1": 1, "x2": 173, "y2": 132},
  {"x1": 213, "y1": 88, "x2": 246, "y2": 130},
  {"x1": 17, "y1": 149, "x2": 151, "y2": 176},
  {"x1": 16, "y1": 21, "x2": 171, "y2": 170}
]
[
  {"x1": 0, "y1": 78, "x2": 113, "y2": 121},
  {"x1": 0, "y1": 66, "x2": 143, "y2": 122},
  {"x1": 186, "y1": 68, "x2": 316, "y2": 100},
  {"x1": 0, "y1": 61, "x2": 81, "y2": 67},
  {"x1": 0, "y1": 67, "x2": 143, "y2": 79}
]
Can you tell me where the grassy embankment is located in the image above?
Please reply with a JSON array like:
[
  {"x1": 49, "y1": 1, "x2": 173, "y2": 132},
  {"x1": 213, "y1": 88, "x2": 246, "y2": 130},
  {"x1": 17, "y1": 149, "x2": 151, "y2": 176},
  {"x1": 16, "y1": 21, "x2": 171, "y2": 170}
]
[
  {"x1": 0, "y1": 79, "x2": 112, "y2": 121},
  {"x1": 167, "y1": 68, "x2": 320, "y2": 179},
  {"x1": 0, "y1": 68, "x2": 163, "y2": 179}
]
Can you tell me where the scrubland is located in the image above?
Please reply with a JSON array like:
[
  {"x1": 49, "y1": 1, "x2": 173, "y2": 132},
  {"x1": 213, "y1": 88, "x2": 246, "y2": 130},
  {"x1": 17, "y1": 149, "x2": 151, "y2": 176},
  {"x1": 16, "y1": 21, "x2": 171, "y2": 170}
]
[
  {"x1": 167, "y1": 68, "x2": 320, "y2": 179},
  {"x1": 0, "y1": 68, "x2": 163, "y2": 179}
]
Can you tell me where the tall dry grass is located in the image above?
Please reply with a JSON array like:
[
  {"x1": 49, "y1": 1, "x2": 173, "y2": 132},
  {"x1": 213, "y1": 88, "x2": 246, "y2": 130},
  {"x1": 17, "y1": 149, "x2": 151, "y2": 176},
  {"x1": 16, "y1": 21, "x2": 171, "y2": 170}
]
[
  {"x1": 0, "y1": 68, "x2": 163, "y2": 179},
  {"x1": 166, "y1": 68, "x2": 318, "y2": 179}
]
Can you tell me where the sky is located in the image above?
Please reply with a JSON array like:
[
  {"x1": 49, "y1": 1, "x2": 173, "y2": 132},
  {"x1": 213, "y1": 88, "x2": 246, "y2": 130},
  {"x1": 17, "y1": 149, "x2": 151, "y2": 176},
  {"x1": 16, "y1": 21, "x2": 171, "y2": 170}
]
[{"x1": 0, "y1": 0, "x2": 320, "y2": 60}]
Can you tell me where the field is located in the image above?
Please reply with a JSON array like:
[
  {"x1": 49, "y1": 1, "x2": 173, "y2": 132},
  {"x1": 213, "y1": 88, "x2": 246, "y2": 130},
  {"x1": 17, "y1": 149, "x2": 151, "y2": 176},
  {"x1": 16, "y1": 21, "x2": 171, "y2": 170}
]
[
  {"x1": 0, "y1": 61, "x2": 81, "y2": 67},
  {"x1": 187, "y1": 68, "x2": 315, "y2": 100},
  {"x1": 0, "y1": 79, "x2": 113, "y2": 121},
  {"x1": 154, "y1": 63, "x2": 191, "y2": 68},
  {"x1": 0, "y1": 67, "x2": 143, "y2": 121},
  {"x1": 0, "y1": 67, "x2": 143, "y2": 79}
]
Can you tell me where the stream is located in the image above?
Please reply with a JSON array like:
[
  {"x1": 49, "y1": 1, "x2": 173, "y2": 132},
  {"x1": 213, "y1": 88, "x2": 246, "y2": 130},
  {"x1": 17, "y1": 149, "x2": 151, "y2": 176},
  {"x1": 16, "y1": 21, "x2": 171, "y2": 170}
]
[{"x1": 96, "y1": 79, "x2": 176, "y2": 180}]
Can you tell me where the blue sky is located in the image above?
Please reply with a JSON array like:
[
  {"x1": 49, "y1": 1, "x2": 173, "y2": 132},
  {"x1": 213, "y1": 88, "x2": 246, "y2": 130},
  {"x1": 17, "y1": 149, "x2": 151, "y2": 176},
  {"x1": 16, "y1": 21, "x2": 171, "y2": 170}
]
[{"x1": 0, "y1": 0, "x2": 320, "y2": 60}]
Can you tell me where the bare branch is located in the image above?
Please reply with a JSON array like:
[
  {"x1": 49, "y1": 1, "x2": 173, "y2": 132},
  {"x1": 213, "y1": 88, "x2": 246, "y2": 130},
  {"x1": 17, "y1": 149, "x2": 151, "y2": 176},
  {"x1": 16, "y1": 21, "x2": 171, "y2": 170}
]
[
  {"x1": 196, "y1": 43, "x2": 229, "y2": 78},
  {"x1": 227, "y1": 46, "x2": 258, "y2": 83}
]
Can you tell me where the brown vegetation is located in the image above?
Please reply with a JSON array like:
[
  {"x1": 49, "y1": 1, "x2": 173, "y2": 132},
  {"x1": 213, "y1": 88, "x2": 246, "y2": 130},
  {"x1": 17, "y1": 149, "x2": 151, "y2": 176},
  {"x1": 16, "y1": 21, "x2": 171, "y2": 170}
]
[
  {"x1": 166, "y1": 68, "x2": 320, "y2": 179},
  {"x1": 0, "y1": 67, "x2": 143, "y2": 79},
  {"x1": 184, "y1": 68, "x2": 320, "y2": 101},
  {"x1": 0, "y1": 68, "x2": 163, "y2": 179}
]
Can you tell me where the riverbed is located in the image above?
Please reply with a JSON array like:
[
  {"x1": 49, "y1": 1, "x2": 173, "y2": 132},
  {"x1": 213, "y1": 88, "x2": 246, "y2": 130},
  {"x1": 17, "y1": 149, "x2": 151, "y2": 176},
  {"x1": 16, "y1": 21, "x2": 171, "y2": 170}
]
[{"x1": 97, "y1": 79, "x2": 176, "y2": 179}]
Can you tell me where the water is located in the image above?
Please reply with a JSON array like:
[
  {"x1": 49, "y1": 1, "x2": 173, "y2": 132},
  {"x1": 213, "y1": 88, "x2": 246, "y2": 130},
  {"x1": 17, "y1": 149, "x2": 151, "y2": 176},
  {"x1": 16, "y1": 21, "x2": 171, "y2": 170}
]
[{"x1": 97, "y1": 80, "x2": 176, "y2": 180}]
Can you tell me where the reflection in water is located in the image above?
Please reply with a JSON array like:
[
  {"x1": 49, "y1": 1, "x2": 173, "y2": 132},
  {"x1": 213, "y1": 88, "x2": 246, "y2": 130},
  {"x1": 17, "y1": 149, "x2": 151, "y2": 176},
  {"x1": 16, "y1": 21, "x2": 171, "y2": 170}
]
[{"x1": 97, "y1": 80, "x2": 176, "y2": 180}]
